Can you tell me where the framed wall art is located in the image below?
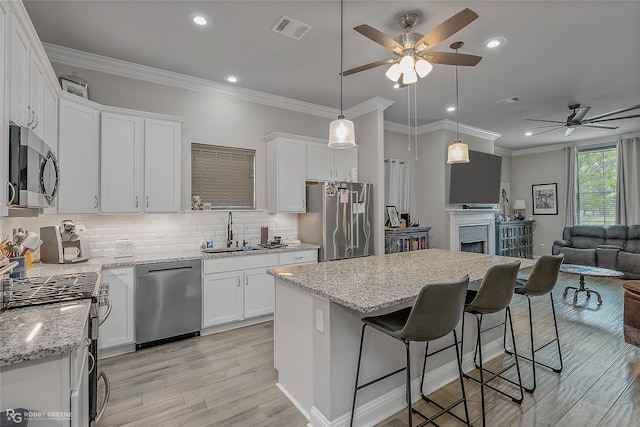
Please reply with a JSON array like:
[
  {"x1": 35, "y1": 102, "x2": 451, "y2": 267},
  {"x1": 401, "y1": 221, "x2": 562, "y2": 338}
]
[
  {"x1": 386, "y1": 205, "x2": 400, "y2": 227},
  {"x1": 532, "y1": 183, "x2": 558, "y2": 215},
  {"x1": 59, "y1": 75, "x2": 90, "y2": 99}
]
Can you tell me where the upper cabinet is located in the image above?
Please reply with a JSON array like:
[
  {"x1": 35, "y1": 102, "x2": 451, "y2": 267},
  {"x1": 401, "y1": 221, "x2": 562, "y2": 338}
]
[
  {"x1": 101, "y1": 113, "x2": 181, "y2": 213},
  {"x1": 266, "y1": 133, "x2": 307, "y2": 213},
  {"x1": 306, "y1": 141, "x2": 358, "y2": 182},
  {"x1": 8, "y1": 12, "x2": 29, "y2": 128},
  {"x1": 57, "y1": 98, "x2": 100, "y2": 214}
]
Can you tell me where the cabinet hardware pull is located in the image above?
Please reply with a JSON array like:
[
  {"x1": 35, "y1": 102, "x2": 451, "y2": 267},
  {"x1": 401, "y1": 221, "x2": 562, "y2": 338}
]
[
  {"x1": 294, "y1": 256, "x2": 303, "y2": 260},
  {"x1": 237, "y1": 277, "x2": 241, "y2": 287},
  {"x1": 31, "y1": 111, "x2": 39, "y2": 130},
  {"x1": 87, "y1": 343, "x2": 96, "y2": 376},
  {"x1": 94, "y1": 195, "x2": 99, "y2": 208},
  {"x1": 146, "y1": 196, "x2": 149, "y2": 208},
  {"x1": 27, "y1": 106, "x2": 34, "y2": 126},
  {"x1": 135, "y1": 196, "x2": 139, "y2": 208},
  {"x1": 7, "y1": 182, "x2": 16, "y2": 204},
  {"x1": 245, "y1": 276, "x2": 248, "y2": 286}
]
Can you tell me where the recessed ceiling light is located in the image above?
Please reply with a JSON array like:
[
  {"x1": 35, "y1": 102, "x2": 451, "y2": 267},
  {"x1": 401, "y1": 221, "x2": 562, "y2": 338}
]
[
  {"x1": 525, "y1": 131, "x2": 533, "y2": 137},
  {"x1": 393, "y1": 83, "x2": 400, "y2": 89},
  {"x1": 447, "y1": 106, "x2": 456, "y2": 112},
  {"x1": 189, "y1": 13, "x2": 211, "y2": 27},
  {"x1": 484, "y1": 37, "x2": 506, "y2": 49},
  {"x1": 226, "y1": 75, "x2": 239, "y2": 83}
]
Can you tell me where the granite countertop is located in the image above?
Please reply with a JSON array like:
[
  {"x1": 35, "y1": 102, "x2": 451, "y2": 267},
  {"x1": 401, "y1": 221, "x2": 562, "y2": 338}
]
[
  {"x1": 268, "y1": 248, "x2": 536, "y2": 313},
  {"x1": 0, "y1": 300, "x2": 90, "y2": 367}
]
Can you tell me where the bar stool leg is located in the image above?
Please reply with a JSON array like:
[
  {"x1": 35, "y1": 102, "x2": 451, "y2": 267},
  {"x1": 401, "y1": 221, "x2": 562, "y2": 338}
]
[
  {"x1": 453, "y1": 329, "x2": 472, "y2": 427},
  {"x1": 550, "y1": 292, "x2": 564, "y2": 373},
  {"x1": 350, "y1": 324, "x2": 367, "y2": 427},
  {"x1": 404, "y1": 340, "x2": 412, "y2": 427}
]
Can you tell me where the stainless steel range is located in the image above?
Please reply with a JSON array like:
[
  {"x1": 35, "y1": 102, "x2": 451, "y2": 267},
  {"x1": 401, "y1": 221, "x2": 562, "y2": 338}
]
[{"x1": 5, "y1": 271, "x2": 110, "y2": 426}]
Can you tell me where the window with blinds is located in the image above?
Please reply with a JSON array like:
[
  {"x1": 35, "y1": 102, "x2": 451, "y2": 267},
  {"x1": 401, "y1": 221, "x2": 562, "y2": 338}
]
[
  {"x1": 577, "y1": 145, "x2": 617, "y2": 225},
  {"x1": 191, "y1": 143, "x2": 255, "y2": 209}
]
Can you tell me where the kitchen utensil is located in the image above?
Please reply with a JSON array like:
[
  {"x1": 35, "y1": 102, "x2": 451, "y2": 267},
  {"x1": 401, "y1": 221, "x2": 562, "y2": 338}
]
[{"x1": 22, "y1": 232, "x2": 41, "y2": 251}]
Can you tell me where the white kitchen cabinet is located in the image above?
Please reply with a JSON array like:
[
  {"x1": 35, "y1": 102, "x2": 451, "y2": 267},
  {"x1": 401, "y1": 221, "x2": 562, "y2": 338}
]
[
  {"x1": 9, "y1": 12, "x2": 29, "y2": 128},
  {"x1": 266, "y1": 133, "x2": 307, "y2": 213},
  {"x1": 99, "y1": 268, "x2": 135, "y2": 351},
  {"x1": 42, "y1": 78, "x2": 59, "y2": 149},
  {"x1": 101, "y1": 113, "x2": 144, "y2": 213},
  {"x1": 278, "y1": 249, "x2": 318, "y2": 266},
  {"x1": 144, "y1": 119, "x2": 181, "y2": 212},
  {"x1": 57, "y1": 98, "x2": 101, "y2": 213},
  {"x1": 202, "y1": 254, "x2": 277, "y2": 328},
  {"x1": 28, "y1": 53, "x2": 45, "y2": 138},
  {"x1": 306, "y1": 141, "x2": 358, "y2": 182}
]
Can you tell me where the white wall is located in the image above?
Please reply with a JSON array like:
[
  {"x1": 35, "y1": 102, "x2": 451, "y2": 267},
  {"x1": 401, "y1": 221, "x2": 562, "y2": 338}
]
[{"x1": 384, "y1": 130, "x2": 417, "y2": 216}]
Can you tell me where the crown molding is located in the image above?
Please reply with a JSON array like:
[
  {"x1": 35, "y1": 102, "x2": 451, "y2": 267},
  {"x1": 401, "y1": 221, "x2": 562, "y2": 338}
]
[
  {"x1": 493, "y1": 146, "x2": 514, "y2": 157},
  {"x1": 510, "y1": 134, "x2": 622, "y2": 156},
  {"x1": 384, "y1": 119, "x2": 502, "y2": 141},
  {"x1": 43, "y1": 43, "x2": 339, "y2": 119},
  {"x1": 345, "y1": 97, "x2": 395, "y2": 119}
]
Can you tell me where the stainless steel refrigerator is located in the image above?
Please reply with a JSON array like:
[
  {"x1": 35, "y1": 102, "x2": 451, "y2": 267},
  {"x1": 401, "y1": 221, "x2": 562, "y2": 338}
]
[{"x1": 299, "y1": 181, "x2": 372, "y2": 261}]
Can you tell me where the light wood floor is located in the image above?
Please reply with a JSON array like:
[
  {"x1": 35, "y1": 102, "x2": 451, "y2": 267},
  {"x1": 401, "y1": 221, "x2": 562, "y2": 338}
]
[{"x1": 98, "y1": 273, "x2": 640, "y2": 427}]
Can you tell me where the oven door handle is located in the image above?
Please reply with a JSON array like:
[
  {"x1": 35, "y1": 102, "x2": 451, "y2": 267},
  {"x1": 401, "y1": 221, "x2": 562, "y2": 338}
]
[
  {"x1": 96, "y1": 369, "x2": 110, "y2": 423},
  {"x1": 99, "y1": 296, "x2": 112, "y2": 326}
]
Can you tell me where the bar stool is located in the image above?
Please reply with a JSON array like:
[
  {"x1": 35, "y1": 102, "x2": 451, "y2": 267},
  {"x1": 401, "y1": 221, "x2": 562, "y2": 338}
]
[
  {"x1": 504, "y1": 254, "x2": 564, "y2": 393},
  {"x1": 350, "y1": 276, "x2": 470, "y2": 427},
  {"x1": 461, "y1": 260, "x2": 524, "y2": 427}
]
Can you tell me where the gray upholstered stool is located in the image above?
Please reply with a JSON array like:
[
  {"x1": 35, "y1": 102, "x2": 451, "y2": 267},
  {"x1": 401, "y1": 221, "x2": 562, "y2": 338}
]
[
  {"x1": 504, "y1": 254, "x2": 564, "y2": 392},
  {"x1": 461, "y1": 260, "x2": 524, "y2": 427},
  {"x1": 350, "y1": 276, "x2": 470, "y2": 427}
]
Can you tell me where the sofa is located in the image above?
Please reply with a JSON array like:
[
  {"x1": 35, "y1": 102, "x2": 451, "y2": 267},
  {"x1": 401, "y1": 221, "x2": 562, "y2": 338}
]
[{"x1": 552, "y1": 225, "x2": 640, "y2": 279}]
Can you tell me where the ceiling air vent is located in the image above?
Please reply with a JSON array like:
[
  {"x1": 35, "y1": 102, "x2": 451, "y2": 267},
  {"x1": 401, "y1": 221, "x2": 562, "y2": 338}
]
[
  {"x1": 272, "y1": 15, "x2": 312, "y2": 40},
  {"x1": 496, "y1": 96, "x2": 521, "y2": 105}
]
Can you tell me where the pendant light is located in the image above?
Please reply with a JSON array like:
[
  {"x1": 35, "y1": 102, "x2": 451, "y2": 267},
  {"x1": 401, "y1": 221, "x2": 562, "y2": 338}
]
[
  {"x1": 328, "y1": 0, "x2": 356, "y2": 148},
  {"x1": 447, "y1": 41, "x2": 470, "y2": 164}
]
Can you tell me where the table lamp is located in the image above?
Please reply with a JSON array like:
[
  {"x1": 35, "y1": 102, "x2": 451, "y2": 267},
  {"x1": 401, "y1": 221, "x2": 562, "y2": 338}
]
[{"x1": 513, "y1": 200, "x2": 526, "y2": 220}]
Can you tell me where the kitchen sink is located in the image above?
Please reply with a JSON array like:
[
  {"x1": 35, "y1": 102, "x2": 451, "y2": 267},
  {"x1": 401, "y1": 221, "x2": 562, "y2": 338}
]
[{"x1": 201, "y1": 247, "x2": 245, "y2": 254}]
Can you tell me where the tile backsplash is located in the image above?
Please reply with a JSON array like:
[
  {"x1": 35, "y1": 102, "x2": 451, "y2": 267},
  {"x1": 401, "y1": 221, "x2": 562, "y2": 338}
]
[{"x1": 1, "y1": 211, "x2": 297, "y2": 259}]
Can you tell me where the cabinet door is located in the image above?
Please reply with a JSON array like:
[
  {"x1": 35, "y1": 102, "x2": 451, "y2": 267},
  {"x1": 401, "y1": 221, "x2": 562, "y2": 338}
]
[
  {"x1": 202, "y1": 272, "x2": 244, "y2": 327},
  {"x1": 28, "y1": 54, "x2": 44, "y2": 139},
  {"x1": 144, "y1": 119, "x2": 181, "y2": 212},
  {"x1": 333, "y1": 146, "x2": 358, "y2": 181},
  {"x1": 9, "y1": 14, "x2": 29, "y2": 127},
  {"x1": 57, "y1": 99, "x2": 100, "y2": 213},
  {"x1": 42, "y1": 79, "x2": 58, "y2": 149},
  {"x1": 306, "y1": 142, "x2": 333, "y2": 181},
  {"x1": 101, "y1": 113, "x2": 143, "y2": 213},
  {"x1": 99, "y1": 268, "x2": 135, "y2": 349},
  {"x1": 244, "y1": 267, "x2": 275, "y2": 318},
  {"x1": 277, "y1": 139, "x2": 306, "y2": 212}
]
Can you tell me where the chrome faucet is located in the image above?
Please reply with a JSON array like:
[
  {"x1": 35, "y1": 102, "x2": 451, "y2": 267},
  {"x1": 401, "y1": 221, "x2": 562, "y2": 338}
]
[{"x1": 226, "y1": 212, "x2": 233, "y2": 248}]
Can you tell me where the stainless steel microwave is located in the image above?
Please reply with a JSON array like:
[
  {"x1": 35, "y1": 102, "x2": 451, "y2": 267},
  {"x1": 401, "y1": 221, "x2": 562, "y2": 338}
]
[{"x1": 8, "y1": 124, "x2": 60, "y2": 208}]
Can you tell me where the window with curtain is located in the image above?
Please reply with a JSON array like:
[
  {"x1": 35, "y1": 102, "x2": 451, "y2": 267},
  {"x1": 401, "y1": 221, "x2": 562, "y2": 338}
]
[
  {"x1": 191, "y1": 143, "x2": 255, "y2": 209},
  {"x1": 577, "y1": 146, "x2": 617, "y2": 225}
]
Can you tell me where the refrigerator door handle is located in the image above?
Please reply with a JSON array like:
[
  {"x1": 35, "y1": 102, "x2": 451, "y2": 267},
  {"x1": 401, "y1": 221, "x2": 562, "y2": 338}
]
[{"x1": 352, "y1": 191, "x2": 359, "y2": 250}]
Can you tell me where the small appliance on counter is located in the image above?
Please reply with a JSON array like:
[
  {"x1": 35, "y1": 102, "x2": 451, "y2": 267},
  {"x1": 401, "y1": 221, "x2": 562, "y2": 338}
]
[{"x1": 40, "y1": 220, "x2": 90, "y2": 264}]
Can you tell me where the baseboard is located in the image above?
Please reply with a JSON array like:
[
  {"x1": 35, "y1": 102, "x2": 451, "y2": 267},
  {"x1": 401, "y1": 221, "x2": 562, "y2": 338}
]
[
  {"x1": 276, "y1": 382, "x2": 311, "y2": 421},
  {"x1": 307, "y1": 337, "x2": 505, "y2": 427},
  {"x1": 199, "y1": 314, "x2": 273, "y2": 336},
  {"x1": 99, "y1": 343, "x2": 136, "y2": 359}
]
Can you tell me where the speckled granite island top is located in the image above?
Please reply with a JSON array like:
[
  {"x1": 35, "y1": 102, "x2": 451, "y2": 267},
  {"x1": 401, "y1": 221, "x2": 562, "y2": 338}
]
[
  {"x1": 268, "y1": 249, "x2": 536, "y2": 313},
  {"x1": 0, "y1": 300, "x2": 90, "y2": 366}
]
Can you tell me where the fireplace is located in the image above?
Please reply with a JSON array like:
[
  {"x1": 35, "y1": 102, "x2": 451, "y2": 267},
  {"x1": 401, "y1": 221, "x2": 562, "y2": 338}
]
[{"x1": 448, "y1": 209, "x2": 498, "y2": 255}]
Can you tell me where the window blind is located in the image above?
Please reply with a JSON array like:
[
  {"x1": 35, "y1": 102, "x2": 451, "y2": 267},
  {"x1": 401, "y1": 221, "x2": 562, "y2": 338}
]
[{"x1": 191, "y1": 143, "x2": 255, "y2": 209}]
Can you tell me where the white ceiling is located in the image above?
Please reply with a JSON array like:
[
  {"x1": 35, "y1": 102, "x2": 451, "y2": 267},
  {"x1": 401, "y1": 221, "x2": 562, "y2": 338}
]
[{"x1": 23, "y1": 1, "x2": 640, "y2": 151}]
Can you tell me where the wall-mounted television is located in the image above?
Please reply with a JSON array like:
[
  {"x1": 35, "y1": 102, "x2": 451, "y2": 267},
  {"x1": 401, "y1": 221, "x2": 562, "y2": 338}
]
[{"x1": 449, "y1": 150, "x2": 502, "y2": 205}]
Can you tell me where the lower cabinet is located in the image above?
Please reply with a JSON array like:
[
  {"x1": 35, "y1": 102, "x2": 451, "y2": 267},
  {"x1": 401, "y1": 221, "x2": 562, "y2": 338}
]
[{"x1": 99, "y1": 268, "x2": 135, "y2": 352}]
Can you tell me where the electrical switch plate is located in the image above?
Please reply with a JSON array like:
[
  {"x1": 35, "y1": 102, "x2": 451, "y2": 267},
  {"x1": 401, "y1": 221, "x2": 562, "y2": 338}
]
[{"x1": 315, "y1": 309, "x2": 324, "y2": 333}]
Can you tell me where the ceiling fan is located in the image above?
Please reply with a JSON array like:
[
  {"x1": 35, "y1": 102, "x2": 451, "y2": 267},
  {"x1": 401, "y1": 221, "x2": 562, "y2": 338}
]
[
  {"x1": 343, "y1": 8, "x2": 482, "y2": 84},
  {"x1": 526, "y1": 103, "x2": 640, "y2": 137}
]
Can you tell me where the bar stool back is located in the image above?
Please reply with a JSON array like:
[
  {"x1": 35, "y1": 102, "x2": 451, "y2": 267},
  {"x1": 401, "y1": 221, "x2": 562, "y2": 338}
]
[
  {"x1": 505, "y1": 254, "x2": 564, "y2": 392},
  {"x1": 461, "y1": 260, "x2": 524, "y2": 427},
  {"x1": 350, "y1": 275, "x2": 470, "y2": 427}
]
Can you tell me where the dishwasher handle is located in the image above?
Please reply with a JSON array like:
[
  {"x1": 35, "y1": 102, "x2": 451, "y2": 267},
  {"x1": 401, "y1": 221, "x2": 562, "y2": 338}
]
[{"x1": 147, "y1": 266, "x2": 194, "y2": 274}]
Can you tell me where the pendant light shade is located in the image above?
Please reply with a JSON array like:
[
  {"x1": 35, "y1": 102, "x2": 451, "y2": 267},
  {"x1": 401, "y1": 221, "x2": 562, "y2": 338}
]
[
  {"x1": 329, "y1": 116, "x2": 356, "y2": 148},
  {"x1": 415, "y1": 59, "x2": 433, "y2": 78},
  {"x1": 385, "y1": 63, "x2": 402, "y2": 82},
  {"x1": 329, "y1": 0, "x2": 356, "y2": 149},
  {"x1": 447, "y1": 41, "x2": 470, "y2": 164}
]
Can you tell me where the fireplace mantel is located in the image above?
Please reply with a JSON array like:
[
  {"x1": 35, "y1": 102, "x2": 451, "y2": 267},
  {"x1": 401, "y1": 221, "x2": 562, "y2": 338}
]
[{"x1": 447, "y1": 208, "x2": 499, "y2": 254}]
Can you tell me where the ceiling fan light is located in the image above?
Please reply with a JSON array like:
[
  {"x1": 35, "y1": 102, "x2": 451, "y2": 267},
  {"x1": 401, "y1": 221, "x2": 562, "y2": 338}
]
[
  {"x1": 328, "y1": 116, "x2": 356, "y2": 148},
  {"x1": 415, "y1": 59, "x2": 433, "y2": 78},
  {"x1": 402, "y1": 68, "x2": 418, "y2": 85},
  {"x1": 385, "y1": 63, "x2": 402, "y2": 82},
  {"x1": 399, "y1": 55, "x2": 415, "y2": 73},
  {"x1": 447, "y1": 140, "x2": 470, "y2": 164}
]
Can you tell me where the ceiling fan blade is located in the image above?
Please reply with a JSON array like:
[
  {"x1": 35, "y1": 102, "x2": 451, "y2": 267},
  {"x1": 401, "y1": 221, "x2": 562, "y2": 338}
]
[
  {"x1": 342, "y1": 58, "x2": 396, "y2": 76},
  {"x1": 509, "y1": 124, "x2": 568, "y2": 133},
  {"x1": 587, "y1": 113, "x2": 640, "y2": 123},
  {"x1": 354, "y1": 25, "x2": 404, "y2": 53},
  {"x1": 422, "y1": 51, "x2": 482, "y2": 66},
  {"x1": 582, "y1": 124, "x2": 619, "y2": 130},
  {"x1": 414, "y1": 8, "x2": 479, "y2": 52},
  {"x1": 526, "y1": 118, "x2": 568, "y2": 124},
  {"x1": 564, "y1": 127, "x2": 577, "y2": 137},
  {"x1": 571, "y1": 106, "x2": 591, "y2": 123},
  {"x1": 529, "y1": 126, "x2": 565, "y2": 137},
  {"x1": 584, "y1": 104, "x2": 640, "y2": 122}
]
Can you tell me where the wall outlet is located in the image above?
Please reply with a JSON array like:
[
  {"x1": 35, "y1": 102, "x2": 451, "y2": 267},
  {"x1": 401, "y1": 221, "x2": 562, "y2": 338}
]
[
  {"x1": 540, "y1": 243, "x2": 545, "y2": 253},
  {"x1": 315, "y1": 309, "x2": 324, "y2": 333}
]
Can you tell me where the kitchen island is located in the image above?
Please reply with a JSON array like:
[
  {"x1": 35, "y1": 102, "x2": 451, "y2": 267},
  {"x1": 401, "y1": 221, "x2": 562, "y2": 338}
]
[{"x1": 268, "y1": 249, "x2": 535, "y2": 427}]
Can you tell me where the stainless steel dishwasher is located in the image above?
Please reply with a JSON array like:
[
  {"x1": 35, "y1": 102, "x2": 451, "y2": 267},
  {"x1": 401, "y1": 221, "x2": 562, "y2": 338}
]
[{"x1": 135, "y1": 260, "x2": 202, "y2": 349}]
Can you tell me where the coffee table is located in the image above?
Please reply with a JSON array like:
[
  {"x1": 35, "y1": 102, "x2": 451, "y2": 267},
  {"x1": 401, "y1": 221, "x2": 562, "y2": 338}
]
[{"x1": 560, "y1": 264, "x2": 624, "y2": 305}]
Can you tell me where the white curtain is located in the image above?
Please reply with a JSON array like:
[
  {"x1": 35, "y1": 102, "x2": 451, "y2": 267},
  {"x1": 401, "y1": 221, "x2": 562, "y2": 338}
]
[
  {"x1": 384, "y1": 158, "x2": 410, "y2": 214},
  {"x1": 616, "y1": 136, "x2": 640, "y2": 225},
  {"x1": 563, "y1": 145, "x2": 578, "y2": 227}
]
